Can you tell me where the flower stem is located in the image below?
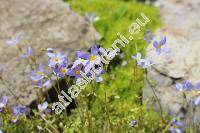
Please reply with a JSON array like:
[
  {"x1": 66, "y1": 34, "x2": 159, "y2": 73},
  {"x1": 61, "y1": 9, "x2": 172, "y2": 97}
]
[
  {"x1": 0, "y1": 79, "x2": 23, "y2": 105},
  {"x1": 145, "y1": 73, "x2": 165, "y2": 123},
  {"x1": 40, "y1": 114, "x2": 59, "y2": 133}
]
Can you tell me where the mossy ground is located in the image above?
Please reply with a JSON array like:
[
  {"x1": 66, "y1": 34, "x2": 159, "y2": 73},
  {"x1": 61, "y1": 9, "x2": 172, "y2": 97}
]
[{"x1": 1, "y1": 0, "x2": 173, "y2": 132}]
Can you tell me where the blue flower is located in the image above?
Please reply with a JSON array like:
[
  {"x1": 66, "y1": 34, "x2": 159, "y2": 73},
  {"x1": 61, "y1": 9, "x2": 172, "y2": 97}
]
[
  {"x1": 11, "y1": 105, "x2": 27, "y2": 123},
  {"x1": 0, "y1": 95, "x2": 8, "y2": 112},
  {"x1": 130, "y1": 120, "x2": 138, "y2": 127},
  {"x1": 194, "y1": 96, "x2": 200, "y2": 105},
  {"x1": 21, "y1": 46, "x2": 33, "y2": 58},
  {"x1": 47, "y1": 52, "x2": 68, "y2": 68},
  {"x1": 52, "y1": 65, "x2": 71, "y2": 78},
  {"x1": 142, "y1": 58, "x2": 156, "y2": 68},
  {"x1": 72, "y1": 45, "x2": 101, "y2": 74},
  {"x1": 94, "y1": 68, "x2": 105, "y2": 83},
  {"x1": 153, "y1": 36, "x2": 171, "y2": 55},
  {"x1": 18, "y1": 105, "x2": 27, "y2": 114},
  {"x1": 38, "y1": 101, "x2": 48, "y2": 115},
  {"x1": 11, "y1": 106, "x2": 21, "y2": 123},
  {"x1": 83, "y1": 45, "x2": 101, "y2": 73},
  {"x1": 131, "y1": 52, "x2": 142, "y2": 61},
  {"x1": 46, "y1": 48, "x2": 54, "y2": 53},
  {"x1": 131, "y1": 52, "x2": 155, "y2": 68},
  {"x1": 30, "y1": 64, "x2": 46, "y2": 86},
  {"x1": 46, "y1": 52, "x2": 70, "y2": 78},
  {"x1": 176, "y1": 83, "x2": 184, "y2": 91},
  {"x1": 84, "y1": 12, "x2": 100, "y2": 24},
  {"x1": 71, "y1": 51, "x2": 89, "y2": 69},
  {"x1": 170, "y1": 118, "x2": 184, "y2": 133},
  {"x1": 68, "y1": 64, "x2": 83, "y2": 79},
  {"x1": 38, "y1": 101, "x2": 48, "y2": 112},
  {"x1": 7, "y1": 35, "x2": 22, "y2": 46},
  {"x1": 96, "y1": 76, "x2": 103, "y2": 83},
  {"x1": 176, "y1": 81, "x2": 194, "y2": 91},
  {"x1": 195, "y1": 82, "x2": 200, "y2": 90},
  {"x1": 183, "y1": 81, "x2": 194, "y2": 90},
  {"x1": 144, "y1": 30, "x2": 154, "y2": 44},
  {"x1": 42, "y1": 80, "x2": 51, "y2": 88}
]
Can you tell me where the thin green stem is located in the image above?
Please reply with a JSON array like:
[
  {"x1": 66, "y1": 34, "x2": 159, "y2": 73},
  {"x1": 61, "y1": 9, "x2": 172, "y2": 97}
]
[
  {"x1": 161, "y1": 122, "x2": 171, "y2": 133},
  {"x1": 104, "y1": 90, "x2": 112, "y2": 132},
  {"x1": 81, "y1": 89, "x2": 91, "y2": 132},
  {"x1": 45, "y1": 75, "x2": 60, "y2": 95},
  {"x1": 40, "y1": 114, "x2": 59, "y2": 133},
  {"x1": 56, "y1": 75, "x2": 61, "y2": 94},
  {"x1": 145, "y1": 73, "x2": 165, "y2": 123},
  {"x1": 0, "y1": 79, "x2": 24, "y2": 105},
  {"x1": 74, "y1": 100, "x2": 85, "y2": 133}
]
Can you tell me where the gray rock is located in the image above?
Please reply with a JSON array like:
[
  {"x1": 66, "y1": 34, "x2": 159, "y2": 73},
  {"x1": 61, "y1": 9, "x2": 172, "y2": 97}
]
[
  {"x1": 0, "y1": 0, "x2": 100, "y2": 106},
  {"x1": 144, "y1": 0, "x2": 200, "y2": 125}
]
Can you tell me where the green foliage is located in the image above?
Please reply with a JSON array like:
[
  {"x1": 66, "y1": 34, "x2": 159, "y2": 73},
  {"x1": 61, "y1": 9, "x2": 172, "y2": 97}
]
[{"x1": 63, "y1": 0, "x2": 167, "y2": 132}]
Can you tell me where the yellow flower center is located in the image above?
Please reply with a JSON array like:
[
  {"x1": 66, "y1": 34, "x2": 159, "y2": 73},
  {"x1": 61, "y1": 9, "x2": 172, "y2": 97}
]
[
  {"x1": 33, "y1": 79, "x2": 38, "y2": 84},
  {"x1": 37, "y1": 71, "x2": 43, "y2": 76},
  {"x1": 173, "y1": 125, "x2": 177, "y2": 129},
  {"x1": 80, "y1": 59, "x2": 86, "y2": 63},
  {"x1": 61, "y1": 68, "x2": 68, "y2": 74},
  {"x1": 90, "y1": 55, "x2": 96, "y2": 61},
  {"x1": 12, "y1": 116, "x2": 18, "y2": 122},
  {"x1": 158, "y1": 44, "x2": 162, "y2": 49},
  {"x1": 75, "y1": 70, "x2": 81, "y2": 75},
  {"x1": 54, "y1": 57, "x2": 60, "y2": 63}
]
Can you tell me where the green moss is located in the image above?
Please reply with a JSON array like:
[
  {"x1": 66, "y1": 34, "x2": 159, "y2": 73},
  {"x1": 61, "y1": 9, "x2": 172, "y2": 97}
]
[{"x1": 63, "y1": 0, "x2": 167, "y2": 132}]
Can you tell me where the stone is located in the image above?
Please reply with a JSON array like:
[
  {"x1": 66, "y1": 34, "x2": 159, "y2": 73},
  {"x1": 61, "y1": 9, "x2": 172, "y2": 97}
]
[
  {"x1": 144, "y1": 0, "x2": 200, "y2": 124},
  {"x1": 0, "y1": 0, "x2": 100, "y2": 106}
]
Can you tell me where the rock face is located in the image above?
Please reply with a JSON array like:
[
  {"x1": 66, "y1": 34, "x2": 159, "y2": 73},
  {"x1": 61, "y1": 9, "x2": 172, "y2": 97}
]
[
  {"x1": 143, "y1": 0, "x2": 200, "y2": 124},
  {"x1": 0, "y1": 0, "x2": 100, "y2": 106}
]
